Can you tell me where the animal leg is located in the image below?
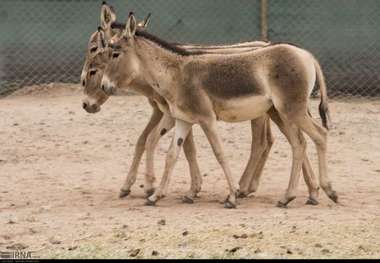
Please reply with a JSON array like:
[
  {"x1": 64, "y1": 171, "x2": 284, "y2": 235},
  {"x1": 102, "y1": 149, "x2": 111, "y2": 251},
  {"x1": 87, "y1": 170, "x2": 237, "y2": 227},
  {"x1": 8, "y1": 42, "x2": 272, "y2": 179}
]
[
  {"x1": 302, "y1": 156, "x2": 320, "y2": 205},
  {"x1": 120, "y1": 104, "x2": 163, "y2": 198},
  {"x1": 248, "y1": 118, "x2": 274, "y2": 194},
  {"x1": 295, "y1": 115, "x2": 338, "y2": 203},
  {"x1": 181, "y1": 129, "x2": 202, "y2": 204},
  {"x1": 144, "y1": 114, "x2": 175, "y2": 196},
  {"x1": 146, "y1": 119, "x2": 193, "y2": 206},
  {"x1": 200, "y1": 120, "x2": 239, "y2": 209},
  {"x1": 239, "y1": 116, "x2": 274, "y2": 197},
  {"x1": 269, "y1": 109, "x2": 320, "y2": 205},
  {"x1": 268, "y1": 109, "x2": 307, "y2": 207}
]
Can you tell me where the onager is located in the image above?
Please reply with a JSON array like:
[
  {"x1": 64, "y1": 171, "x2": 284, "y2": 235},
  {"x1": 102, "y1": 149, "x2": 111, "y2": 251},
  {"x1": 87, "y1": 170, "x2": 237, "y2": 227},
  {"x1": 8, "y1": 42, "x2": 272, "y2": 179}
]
[
  {"x1": 81, "y1": 28, "x2": 321, "y2": 206},
  {"x1": 99, "y1": 13, "x2": 338, "y2": 208},
  {"x1": 82, "y1": 3, "x2": 323, "y2": 206},
  {"x1": 81, "y1": 2, "x2": 284, "y2": 204},
  {"x1": 81, "y1": 3, "x2": 323, "y2": 206}
]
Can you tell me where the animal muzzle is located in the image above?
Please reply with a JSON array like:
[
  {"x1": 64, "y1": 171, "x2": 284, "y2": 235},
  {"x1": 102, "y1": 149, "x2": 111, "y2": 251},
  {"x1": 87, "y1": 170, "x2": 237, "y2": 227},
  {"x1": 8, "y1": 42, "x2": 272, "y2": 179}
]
[{"x1": 82, "y1": 99, "x2": 101, "y2": 114}]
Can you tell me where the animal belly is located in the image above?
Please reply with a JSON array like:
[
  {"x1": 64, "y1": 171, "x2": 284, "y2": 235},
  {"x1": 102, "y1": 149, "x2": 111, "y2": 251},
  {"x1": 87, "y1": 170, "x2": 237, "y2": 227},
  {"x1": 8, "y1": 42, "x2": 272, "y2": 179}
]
[
  {"x1": 154, "y1": 97, "x2": 197, "y2": 123},
  {"x1": 169, "y1": 105, "x2": 197, "y2": 124},
  {"x1": 215, "y1": 96, "x2": 273, "y2": 122}
]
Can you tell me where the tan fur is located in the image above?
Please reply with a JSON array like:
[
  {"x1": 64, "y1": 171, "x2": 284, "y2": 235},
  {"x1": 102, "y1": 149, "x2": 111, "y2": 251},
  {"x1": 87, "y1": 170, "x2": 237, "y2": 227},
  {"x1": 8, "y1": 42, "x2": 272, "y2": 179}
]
[
  {"x1": 81, "y1": 3, "x2": 321, "y2": 205},
  {"x1": 81, "y1": 31, "x2": 280, "y2": 200},
  {"x1": 80, "y1": 3, "x2": 279, "y2": 200},
  {"x1": 101, "y1": 14, "x2": 338, "y2": 208}
]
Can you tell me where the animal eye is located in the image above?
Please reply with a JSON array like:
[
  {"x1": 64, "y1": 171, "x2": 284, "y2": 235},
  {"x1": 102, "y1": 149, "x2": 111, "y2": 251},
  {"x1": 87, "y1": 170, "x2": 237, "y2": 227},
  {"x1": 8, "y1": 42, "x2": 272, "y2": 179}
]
[
  {"x1": 89, "y1": 69, "x2": 97, "y2": 76},
  {"x1": 112, "y1": 52, "x2": 120, "y2": 59},
  {"x1": 90, "y1": 47, "x2": 98, "y2": 53}
]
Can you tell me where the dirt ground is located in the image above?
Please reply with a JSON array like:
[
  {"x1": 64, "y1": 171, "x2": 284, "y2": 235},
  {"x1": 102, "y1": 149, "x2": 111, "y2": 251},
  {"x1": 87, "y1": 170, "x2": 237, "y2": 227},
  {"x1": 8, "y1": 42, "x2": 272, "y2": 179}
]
[{"x1": 1, "y1": 84, "x2": 379, "y2": 259}]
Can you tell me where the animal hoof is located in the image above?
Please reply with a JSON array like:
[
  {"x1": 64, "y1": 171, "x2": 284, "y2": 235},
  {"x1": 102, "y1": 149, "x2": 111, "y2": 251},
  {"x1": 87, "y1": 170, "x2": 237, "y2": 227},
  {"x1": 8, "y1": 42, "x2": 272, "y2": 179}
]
[
  {"x1": 145, "y1": 199, "x2": 156, "y2": 206},
  {"x1": 182, "y1": 196, "x2": 194, "y2": 204},
  {"x1": 224, "y1": 200, "x2": 236, "y2": 209},
  {"x1": 276, "y1": 201, "x2": 288, "y2": 208},
  {"x1": 276, "y1": 197, "x2": 295, "y2": 208},
  {"x1": 305, "y1": 198, "x2": 319, "y2": 206},
  {"x1": 328, "y1": 191, "x2": 338, "y2": 203},
  {"x1": 119, "y1": 189, "x2": 131, "y2": 199},
  {"x1": 145, "y1": 188, "x2": 155, "y2": 197},
  {"x1": 237, "y1": 190, "x2": 248, "y2": 199}
]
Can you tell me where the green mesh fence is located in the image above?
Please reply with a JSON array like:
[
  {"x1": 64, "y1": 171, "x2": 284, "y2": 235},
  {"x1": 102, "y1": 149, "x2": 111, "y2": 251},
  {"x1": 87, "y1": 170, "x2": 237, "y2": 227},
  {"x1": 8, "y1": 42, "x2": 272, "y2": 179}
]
[
  {"x1": 0, "y1": 0, "x2": 379, "y2": 97},
  {"x1": 0, "y1": 0, "x2": 261, "y2": 95},
  {"x1": 268, "y1": 0, "x2": 380, "y2": 97}
]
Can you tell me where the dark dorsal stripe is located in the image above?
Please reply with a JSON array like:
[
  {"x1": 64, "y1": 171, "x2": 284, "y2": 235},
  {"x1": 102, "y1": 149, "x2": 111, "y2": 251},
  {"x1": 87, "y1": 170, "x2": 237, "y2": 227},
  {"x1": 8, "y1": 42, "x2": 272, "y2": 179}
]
[
  {"x1": 135, "y1": 30, "x2": 206, "y2": 56},
  {"x1": 110, "y1": 22, "x2": 199, "y2": 55},
  {"x1": 110, "y1": 22, "x2": 301, "y2": 55}
]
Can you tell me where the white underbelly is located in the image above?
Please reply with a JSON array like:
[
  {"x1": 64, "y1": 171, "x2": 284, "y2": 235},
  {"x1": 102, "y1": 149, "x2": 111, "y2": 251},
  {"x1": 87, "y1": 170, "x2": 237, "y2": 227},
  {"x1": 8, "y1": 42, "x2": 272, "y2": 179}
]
[{"x1": 214, "y1": 95, "x2": 273, "y2": 122}]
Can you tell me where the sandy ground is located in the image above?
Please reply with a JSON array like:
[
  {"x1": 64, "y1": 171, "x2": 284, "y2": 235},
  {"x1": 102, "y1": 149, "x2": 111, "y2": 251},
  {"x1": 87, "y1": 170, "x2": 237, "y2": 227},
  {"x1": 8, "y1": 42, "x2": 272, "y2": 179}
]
[{"x1": 0, "y1": 85, "x2": 380, "y2": 259}]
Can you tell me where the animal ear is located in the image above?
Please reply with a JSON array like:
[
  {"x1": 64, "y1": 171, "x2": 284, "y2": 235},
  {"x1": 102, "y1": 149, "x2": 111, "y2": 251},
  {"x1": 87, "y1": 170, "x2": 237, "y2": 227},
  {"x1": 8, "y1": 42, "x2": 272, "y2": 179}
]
[
  {"x1": 97, "y1": 27, "x2": 107, "y2": 49},
  {"x1": 138, "y1": 13, "x2": 151, "y2": 29},
  {"x1": 125, "y1": 12, "x2": 137, "y2": 37},
  {"x1": 88, "y1": 28, "x2": 105, "y2": 53},
  {"x1": 100, "y1": 1, "x2": 116, "y2": 30}
]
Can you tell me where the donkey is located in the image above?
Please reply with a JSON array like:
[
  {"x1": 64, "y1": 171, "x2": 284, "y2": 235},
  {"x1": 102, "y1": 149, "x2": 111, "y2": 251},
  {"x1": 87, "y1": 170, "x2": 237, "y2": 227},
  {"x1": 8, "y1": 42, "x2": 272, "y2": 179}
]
[
  {"x1": 82, "y1": 29, "x2": 320, "y2": 206},
  {"x1": 81, "y1": 29, "x2": 280, "y2": 202},
  {"x1": 83, "y1": 2, "x2": 271, "y2": 200},
  {"x1": 100, "y1": 13, "x2": 338, "y2": 208},
  {"x1": 81, "y1": 3, "x2": 321, "y2": 205},
  {"x1": 81, "y1": 4, "x2": 275, "y2": 200}
]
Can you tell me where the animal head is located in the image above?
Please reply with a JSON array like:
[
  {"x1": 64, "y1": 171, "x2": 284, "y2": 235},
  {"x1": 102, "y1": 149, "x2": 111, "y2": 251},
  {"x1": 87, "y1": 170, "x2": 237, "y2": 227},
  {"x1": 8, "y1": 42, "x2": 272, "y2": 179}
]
[
  {"x1": 81, "y1": 3, "x2": 151, "y2": 114},
  {"x1": 81, "y1": 28, "x2": 112, "y2": 113},
  {"x1": 101, "y1": 13, "x2": 142, "y2": 97}
]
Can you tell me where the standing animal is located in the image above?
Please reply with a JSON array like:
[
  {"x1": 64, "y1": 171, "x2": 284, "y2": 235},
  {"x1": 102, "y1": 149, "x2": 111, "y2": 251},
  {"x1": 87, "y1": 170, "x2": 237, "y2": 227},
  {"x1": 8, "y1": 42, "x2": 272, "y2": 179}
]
[
  {"x1": 99, "y1": 13, "x2": 337, "y2": 208},
  {"x1": 81, "y1": 2, "x2": 320, "y2": 206}
]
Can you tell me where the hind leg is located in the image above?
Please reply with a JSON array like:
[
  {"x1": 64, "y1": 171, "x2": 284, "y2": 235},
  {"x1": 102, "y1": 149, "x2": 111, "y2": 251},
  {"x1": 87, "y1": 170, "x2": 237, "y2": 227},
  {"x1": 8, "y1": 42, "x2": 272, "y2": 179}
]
[
  {"x1": 294, "y1": 114, "x2": 338, "y2": 203},
  {"x1": 181, "y1": 129, "x2": 203, "y2": 204},
  {"x1": 248, "y1": 117, "x2": 274, "y2": 194},
  {"x1": 269, "y1": 109, "x2": 313, "y2": 207},
  {"x1": 302, "y1": 156, "x2": 320, "y2": 205},
  {"x1": 239, "y1": 116, "x2": 273, "y2": 197},
  {"x1": 244, "y1": 114, "x2": 319, "y2": 202}
]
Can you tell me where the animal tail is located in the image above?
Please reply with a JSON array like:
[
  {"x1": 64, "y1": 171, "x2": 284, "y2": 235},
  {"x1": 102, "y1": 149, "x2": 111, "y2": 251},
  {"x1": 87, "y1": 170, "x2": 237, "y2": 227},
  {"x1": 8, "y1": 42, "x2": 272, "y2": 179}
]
[{"x1": 314, "y1": 58, "x2": 332, "y2": 130}]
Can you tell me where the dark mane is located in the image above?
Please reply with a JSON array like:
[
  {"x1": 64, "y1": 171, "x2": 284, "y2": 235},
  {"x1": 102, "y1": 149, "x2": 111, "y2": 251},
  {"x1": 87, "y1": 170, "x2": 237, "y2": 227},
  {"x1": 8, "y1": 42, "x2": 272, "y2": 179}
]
[
  {"x1": 135, "y1": 30, "x2": 206, "y2": 56},
  {"x1": 111, "y1": 22, "x2": 300, "y2": 55},
  {"x1": 111, "y1": 22, "x2": 125, "y2": 29},
  {"x1": 110, "y1": 22, "x2": 204, "y2": 56}
]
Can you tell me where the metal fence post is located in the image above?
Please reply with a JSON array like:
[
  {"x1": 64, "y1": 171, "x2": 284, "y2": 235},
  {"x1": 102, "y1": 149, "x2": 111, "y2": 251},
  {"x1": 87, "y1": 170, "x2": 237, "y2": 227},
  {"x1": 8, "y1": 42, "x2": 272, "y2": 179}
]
[{"x1": 260, "y1": 0, "x2": 268, "y2": 41}]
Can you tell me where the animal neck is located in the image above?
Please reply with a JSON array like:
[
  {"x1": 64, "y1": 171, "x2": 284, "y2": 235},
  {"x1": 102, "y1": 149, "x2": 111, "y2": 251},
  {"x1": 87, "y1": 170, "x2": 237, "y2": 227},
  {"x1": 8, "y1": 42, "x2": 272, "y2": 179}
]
[
  {"x1": 128, "y1": 78, "x2": 155, "y2": 98},
  {"x1": 134, "y1": 36, "x2": 185, "y2": 100}
]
